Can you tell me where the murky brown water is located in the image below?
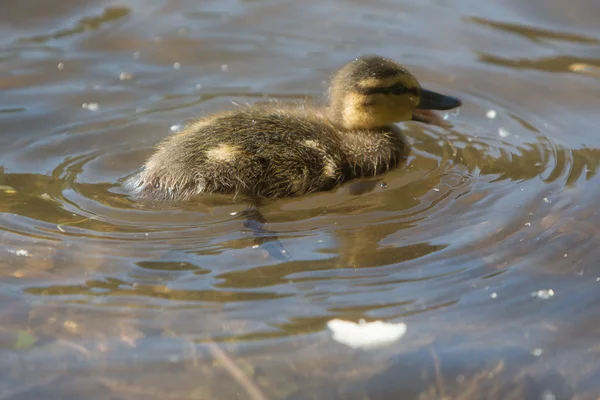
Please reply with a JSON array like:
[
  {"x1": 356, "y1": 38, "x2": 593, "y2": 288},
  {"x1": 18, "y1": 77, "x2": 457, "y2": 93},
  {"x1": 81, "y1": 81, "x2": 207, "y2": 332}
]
[{"x1": 2, "y1": 0, "x2": 600, "y2": 398}]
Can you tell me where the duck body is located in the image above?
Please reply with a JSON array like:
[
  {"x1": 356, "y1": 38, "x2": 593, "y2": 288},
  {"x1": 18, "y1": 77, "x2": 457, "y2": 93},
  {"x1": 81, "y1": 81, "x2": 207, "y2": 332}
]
[
  {"x1": 128, "y1": 107, "x2": 406, "y2": 200},
  {"x1": 127, "y1": 55, "x2": 461, "y2": 201}
]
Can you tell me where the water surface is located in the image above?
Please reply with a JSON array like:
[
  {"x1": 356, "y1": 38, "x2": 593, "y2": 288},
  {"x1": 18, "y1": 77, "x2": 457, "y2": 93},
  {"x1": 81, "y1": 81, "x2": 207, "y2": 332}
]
[{"x1": 2, "y1": 0, "x2": 600, "y2": 398}]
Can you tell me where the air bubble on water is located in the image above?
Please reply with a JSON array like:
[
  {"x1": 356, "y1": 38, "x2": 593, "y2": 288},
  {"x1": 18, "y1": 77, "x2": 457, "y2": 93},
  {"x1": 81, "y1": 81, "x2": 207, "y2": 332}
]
[
  {"x1": 564, "y1": 253, "x2": 568, "y2": 258},
  {"x1": 170, "y1": 124, "x2": 181, "y2": 132},
  {"x1": 57, "y1": 62, "x2": 65, "y2": 70},
  {"x1": 540, "y1": 390, "x2": 556, "y2": 400},
  {"x1": 486, "y1": 109, "x2": 497, "y2": 119},
  {"x1": 532, "y1": 289, "x2": 555, "y2": 299},
  {"x1": 82, "y1": 103, "x2": 99, "y2": 111},
  {"x1": 221, "y1": 64, "x2": 229, "y2": 72},
  {"x1": 119, "y1": 72, "x2": 133, "y2": 81},
  {"x1": 490, "y1": 292, "x2": 498, "y2": 299},
  {"x1": 173, "y1": 62, "x2": 181, "y2": 70},
  {"x1": 498, "y1": 127, "x2": 510, "y2": 138},
  {"x1": 531, "y1": 348, "x2": 543, "y2": 357}
]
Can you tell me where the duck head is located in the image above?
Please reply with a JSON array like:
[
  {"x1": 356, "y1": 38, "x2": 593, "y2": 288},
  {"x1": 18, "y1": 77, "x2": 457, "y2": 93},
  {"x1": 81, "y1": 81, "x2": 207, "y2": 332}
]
[{"x1": 328, "y1": 55, "x2": 462, "y2": 130}]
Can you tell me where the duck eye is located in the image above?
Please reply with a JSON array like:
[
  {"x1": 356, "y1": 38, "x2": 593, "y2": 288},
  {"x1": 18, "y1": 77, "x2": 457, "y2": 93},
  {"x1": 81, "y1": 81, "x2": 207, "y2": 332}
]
[{"x1": 389, "y1": 83, "x2": 407, "y2": 95}]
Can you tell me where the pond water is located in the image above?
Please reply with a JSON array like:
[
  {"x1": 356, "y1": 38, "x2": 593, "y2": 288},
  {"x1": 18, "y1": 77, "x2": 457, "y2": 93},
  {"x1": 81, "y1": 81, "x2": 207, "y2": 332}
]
[{"x1": 2, "y1": 0, "x2": 600, "y2": 398}]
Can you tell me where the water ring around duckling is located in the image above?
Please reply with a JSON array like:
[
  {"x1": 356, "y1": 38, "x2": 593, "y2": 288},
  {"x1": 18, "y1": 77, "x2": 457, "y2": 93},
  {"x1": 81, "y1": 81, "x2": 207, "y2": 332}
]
[{"x1": 2, "y1": 2, "x2": 600, "y2": 397}]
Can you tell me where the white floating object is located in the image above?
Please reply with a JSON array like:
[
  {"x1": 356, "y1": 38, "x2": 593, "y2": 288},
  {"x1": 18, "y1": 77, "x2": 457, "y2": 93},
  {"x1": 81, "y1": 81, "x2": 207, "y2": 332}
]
[
  {"x1": 531, "y1": 348, "x2": 543, "y2": 357},
  {"x1": 486, "y1": 109, "x2": 497, "y2": 119},
  {"x1": 543, "y1": 197, "x2": 550, "y2": 203},
  {"x1": 221, "y1": 64, "x2": 229, "y2": 72},
  {"x1": 82, "y1": 103, "x2": 99, "y2": 111},
  {"x1": 57, "y1": 62, "x2": 65, "y2": 70},
  {"x1": 490, "y1": 292, "x2": 498, "y2": 299},
  {"x1": 498, "y1": 127, "x2": 510, "y2": 138},
  {"x1": 170, "y1": 124, "x2": 181, "y2": 132},
  {"x1": 173, "y1": 62, "x2": 181, "y2": 70},
  {"x1": 119, "y1": 72, "x2": 133, "y2": 81},
  {"x1": 532, "y1": 289, "x2": 554, "y2": 299},
  {"x1": 327, "y1": 318, "x2": 407, "y2": 349},
  {"x1": 9, "y1": 249, "x2": 30, "y2": 257}
]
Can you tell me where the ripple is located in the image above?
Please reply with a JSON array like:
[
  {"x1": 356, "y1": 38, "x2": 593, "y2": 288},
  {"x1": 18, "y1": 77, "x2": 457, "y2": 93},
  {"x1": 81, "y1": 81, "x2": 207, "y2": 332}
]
[
  {"x1": 2, "y1": 0, "x2": 600, "y2": 397},
  {"x1": 477, "y1": 53, "x2": 600, "y2": 74},
  {"x1": 466, "y1": 16, "x2": 600, "y2": 45},
  {"x1": 18, "y1": 7, "x2": 131, "y2": 44}
]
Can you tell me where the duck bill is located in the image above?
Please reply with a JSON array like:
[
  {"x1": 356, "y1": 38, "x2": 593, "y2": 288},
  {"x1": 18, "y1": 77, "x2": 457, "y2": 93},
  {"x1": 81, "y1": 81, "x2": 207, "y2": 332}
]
[
  {"x1": 412, "y1": 88, "x2": 462, "y2": 126},
  {"x1": 418, "y1": 88, "x2": 462, "y2": 110}
]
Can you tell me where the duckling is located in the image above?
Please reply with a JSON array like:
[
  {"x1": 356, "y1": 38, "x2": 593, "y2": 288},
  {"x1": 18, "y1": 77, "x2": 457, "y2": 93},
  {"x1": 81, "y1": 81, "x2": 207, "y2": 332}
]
[{"x1": 126, "y1": 55, "x2": 461, "y2": 201}]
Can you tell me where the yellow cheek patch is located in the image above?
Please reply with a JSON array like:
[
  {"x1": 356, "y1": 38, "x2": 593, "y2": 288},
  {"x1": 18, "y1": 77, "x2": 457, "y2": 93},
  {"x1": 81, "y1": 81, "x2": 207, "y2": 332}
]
[
  {"x1": 342, "y1": 92, "x2": 375, "y2": 129},
  {"x1": 341, "y1": 91, "x2": 417, "y2": 129}
]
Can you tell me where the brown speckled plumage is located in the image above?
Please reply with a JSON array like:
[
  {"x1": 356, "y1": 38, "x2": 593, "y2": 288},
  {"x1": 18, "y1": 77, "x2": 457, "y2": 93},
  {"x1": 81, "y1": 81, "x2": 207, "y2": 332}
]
[{"x1": 126, "y1": 55, "x2": 461, "y2": 201}]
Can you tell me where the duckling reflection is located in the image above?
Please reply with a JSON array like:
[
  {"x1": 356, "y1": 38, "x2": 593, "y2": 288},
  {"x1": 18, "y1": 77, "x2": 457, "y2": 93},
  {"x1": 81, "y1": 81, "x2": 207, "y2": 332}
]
[{"x1": 126, "y1": 55, "x2": 461, "y2": 201}]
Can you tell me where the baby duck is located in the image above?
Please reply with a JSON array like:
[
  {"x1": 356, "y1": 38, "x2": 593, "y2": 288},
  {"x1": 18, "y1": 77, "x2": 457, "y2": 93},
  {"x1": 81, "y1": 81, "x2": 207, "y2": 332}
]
[{"x1": 127, "y1": 55, "x2": 461, "y2": 201}]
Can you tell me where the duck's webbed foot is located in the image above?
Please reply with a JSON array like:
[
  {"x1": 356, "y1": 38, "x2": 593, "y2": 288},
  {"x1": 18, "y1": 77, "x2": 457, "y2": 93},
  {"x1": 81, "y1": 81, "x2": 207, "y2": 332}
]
[{"x1": 241, "y1": 206, "x2": 292, "y2": 261}]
